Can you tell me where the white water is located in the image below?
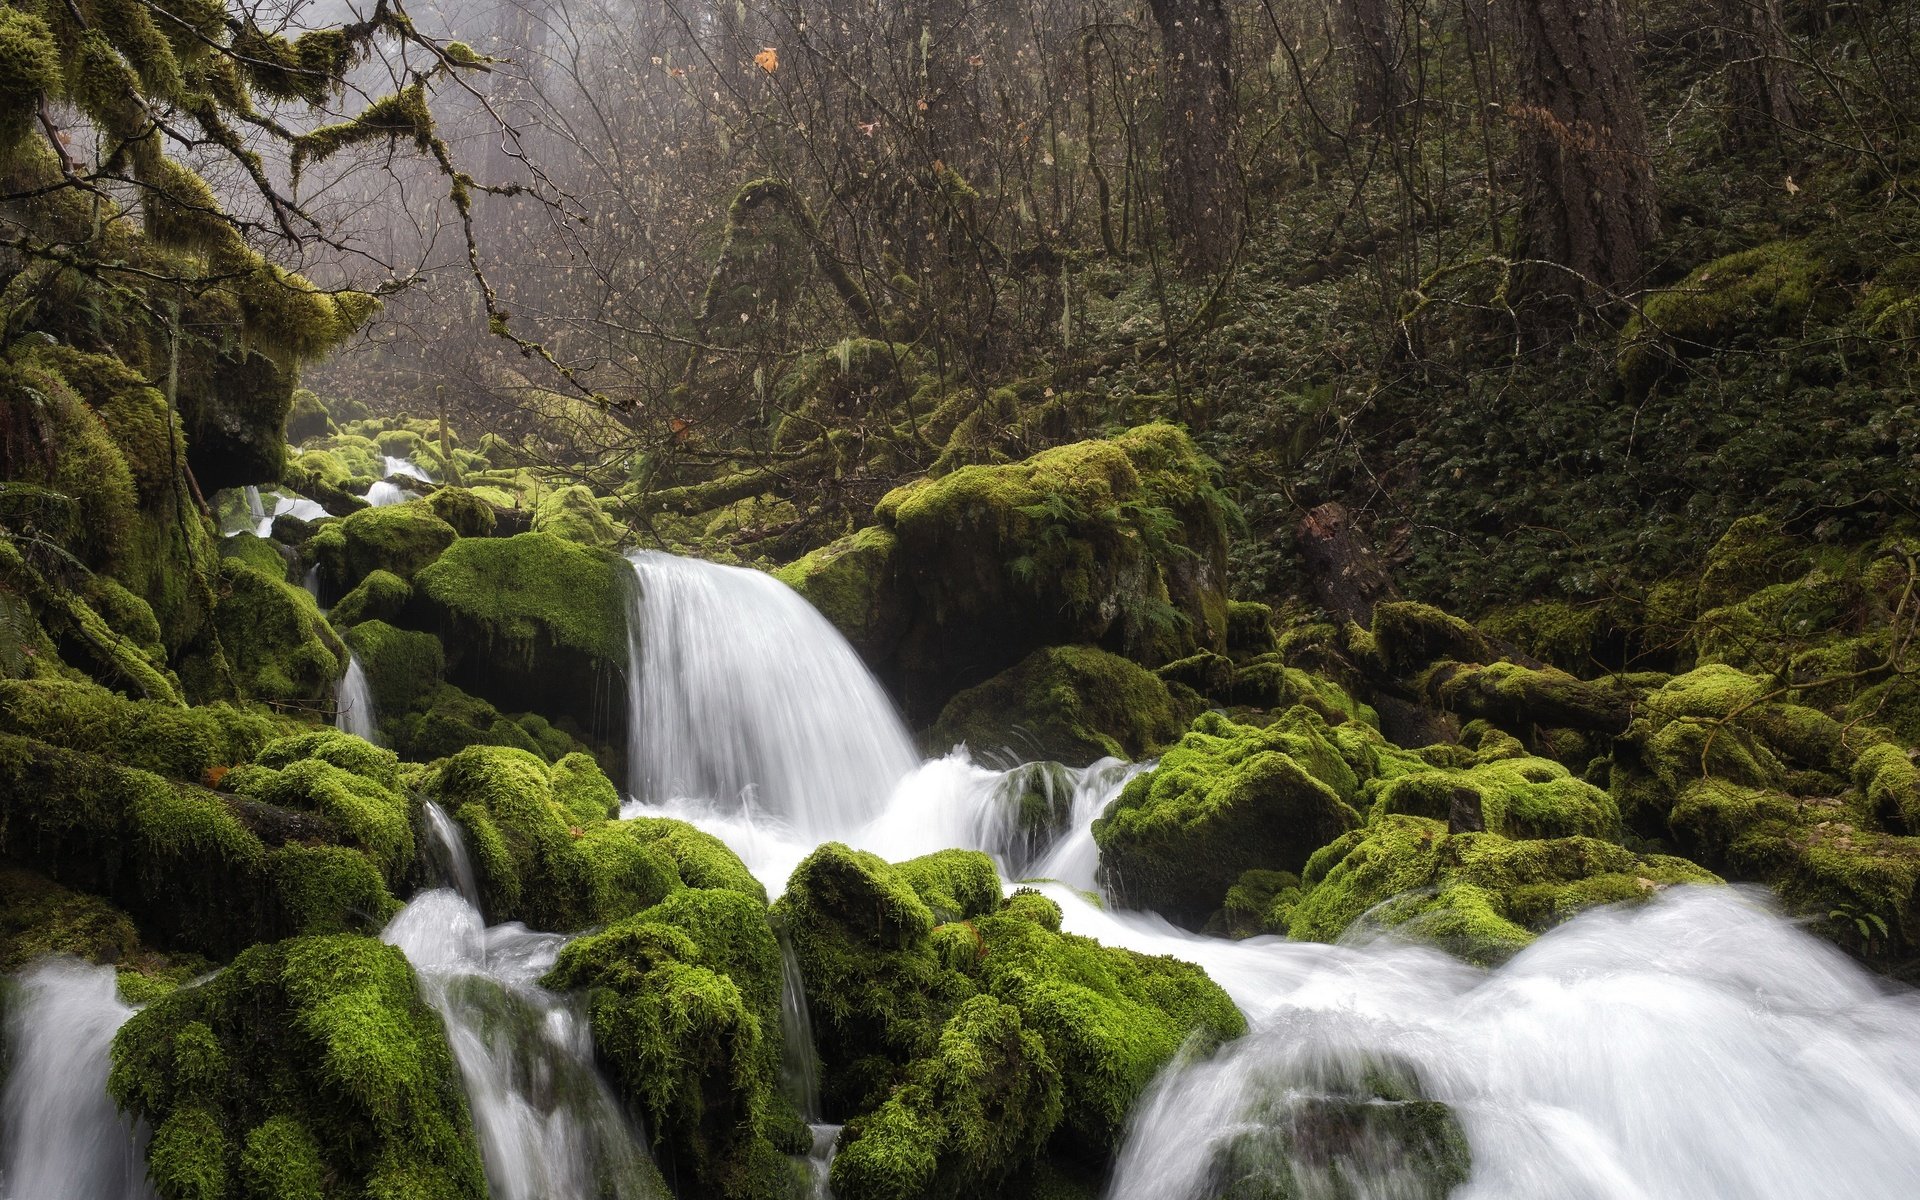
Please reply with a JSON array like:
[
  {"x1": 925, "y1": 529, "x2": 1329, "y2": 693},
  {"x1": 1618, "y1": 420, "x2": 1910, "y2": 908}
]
[
  {"x1": 335, "y1": 653, "x2": 378, "y2": 743},
  {"x1": 383, "y1": 892, "x2": 663, "y2": 1200},
  {"x1": 615, "y1": 548, "x2": 1920, "y2": 1200},
  {"x1": 0, "y1": 960, "x2": 154, "y2": 1200},
  {"x1": 624, "y1": 551, "x2": 920, "y2": 841},
  {"x1": 364, "y1": 480, "x2": 412, "y2": 507},
  {"x1": 385, "y1": 455, "x2": 432, "y2": 483}
]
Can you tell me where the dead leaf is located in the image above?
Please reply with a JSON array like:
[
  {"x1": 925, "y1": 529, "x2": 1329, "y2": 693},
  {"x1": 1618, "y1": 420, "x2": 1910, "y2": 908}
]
[{"x1": 755, "y1": 47, "x2": 779, "y2": 73}]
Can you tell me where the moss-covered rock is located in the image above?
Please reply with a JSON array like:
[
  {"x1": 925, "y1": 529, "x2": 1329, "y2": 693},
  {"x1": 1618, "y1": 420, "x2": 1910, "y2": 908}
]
[
  {"x1": 329, "y1": 568, "x2": 413, "y2": 628},
  {"x1": 1093, "y1": 710, "x2": 1366, "y2": 925},
  {"x1": 1619, "y1": 239, "x2": 1847, "y2": 383},
  {"x1": 411, "y1": 532, "x2": 629, "y2": 740},
  {"x1": 343, "y1": 619, "x2": 445, "y2": 721},
  {"x1": 426, "y1": 486, "x2": 498, "y2": 538},
  {"x1": 777, "y1": 842, "x2": 1243, "y2": 1183},
  {"x1": 219, "y1": 529, "x2": 293, "y2": 582},
  {"x1": 544, "y1": 886, "x2": 790, "y2": 1199},
  {"x1": 0, "y1": 677, "x2": 281, "y2": 781},
  {"x1": 386, "y1": 681, "x2": 581, "y2": 764},
  {"x1": 311, "y1": 499, "x2": 458, "y2": 597},
  {"x1": 109, "y1": 934, "x2": 486, "y2": 1200},
  {"x1": 533, "y1": 482, "x2": 623, "y2": 548},
  {"x1": 185, "y1": 559, "x2": 347, "y2": 707},
  {"x1": 774, "y1": 524, "x2": 907, "y2": 664},
  {"x1": 1368, "y1": 749, "x2": 1622, "y2": 841},
  {"x1": 221, "y1": 730, "x2": 414, "y2": 884},
  {"x1": 0, "y1": 865, "x2": 142, "y2": 971},
  {"x1": 1280, "y1": 815, "x2": 1720, "y2": 963},
  {"x1": 425, "y1": 745, "x2": 758, "y2": 930},
  {"x1": 874, "y1": 424, "x2": 1235, "y2": 720},
  {"x1": 926, "y1": 644, "x2": 1192, "y2": 765}
]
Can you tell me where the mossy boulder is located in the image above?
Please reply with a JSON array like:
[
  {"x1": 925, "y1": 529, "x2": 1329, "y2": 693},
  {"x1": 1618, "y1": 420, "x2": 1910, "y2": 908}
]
[
  {"x1": 0, "y1": 677, "x2": 281, "y2": 781},
  {"x1": 0, "y1": 732, "x2": 398, "y2": 959},
  {"x1": 1619, "y1": 239, "x2": 1847, "y2": 383},
  {"x1": 386, "y1": 682, "x2": 587, "y2": 765},
  {"x1": 926, "y1": 644, "x2": 1193, "y2": 765},
  {"x1": 1280, "y1": 815, "x2": 1719, "y2": 963},
  {"x1": 219, "y1": 529, "x2": 293, "y2": 581},
  {"x1": 410, "y1": 532, "x2": 629, "y2": 741},
  {"x1": 342, "y1": 619, "x2": 445, "y2": 721},
  {"x1": 186, "y1": 559, "x2": 347, "y2": 707},
  {"x1": 1368, "y1": 749, "x2": 1622, "y2": 841},
  {"x1": 329, "y1": 568, "x2": 413, "y2": 628},
  {"x1": 425, "y1": 745, "x2": 760, "y2": 930},
  {"x1": 778, "y1": 843, "x2": 1244, "y2": 1191},
  {"x1": 874, "y1": 424, "x2": 1234, "y2": 721},
  {"x1": 1093, "y1": 709, "x2": 1368, "y2": 925},
  {"x1": 544, "y1": 886, "x2": 792, "y2": 1200},
  {"x1": 774, "y1": 524, "x2": 908, "y2": 663},
  {"x1": 109, "y1": 934, "x2": 486, "y2": 1200},
  {"x1": 310, "y1": 499, "x2": 458, "y2": 597},
  {"x1": 533, "y1": 482, "x2": 623, "y2": 548},
  {"x1": 221, "y1": 730, "x2": 415, "y2": 885},
  {"x1": 0, "y1": 865, "x2": 143, "y2": 972},
  {"x1": 426, "y1": 486, "x2": 499, "y2": 538}
]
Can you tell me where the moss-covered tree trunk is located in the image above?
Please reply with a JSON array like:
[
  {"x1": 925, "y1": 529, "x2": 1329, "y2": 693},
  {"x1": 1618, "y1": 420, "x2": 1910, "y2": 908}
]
[
  {"x1": 1510, "y1": 0, "x2": 1658, "y2": 313},
  {"x1": 1148, "y1": 0, "x2": 1244, "y2": 274}
]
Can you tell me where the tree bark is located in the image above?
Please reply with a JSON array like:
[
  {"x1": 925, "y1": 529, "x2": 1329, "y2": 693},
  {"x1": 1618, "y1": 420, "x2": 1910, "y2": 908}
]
[
  {"x1": 1148, "y1": 0, "x2": 1244, "y2": 274},
  {"x1": 1510, "y1": 0, "x2": 1659, "y2": 312},
  {"x1": 1335, "y1": 0, "x2": 1407, "y2": 129},
  {"x1": 1721, "y1": 0, "x2": 1798, "y2": 151}
]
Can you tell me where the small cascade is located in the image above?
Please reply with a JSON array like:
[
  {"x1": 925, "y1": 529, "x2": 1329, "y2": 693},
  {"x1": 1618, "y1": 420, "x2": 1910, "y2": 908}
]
[
  {"x1": 385, "y1": 455, "x2": 431, "y2": 483},
  {"x1": 0, "y1": 959, "x2": 155, "y2": 1200},
  {"x1": 364, "y1": 480, "x2": 411, "y2": 507},
  {"x1": 335, "y1": 653, "x2": 378, "y2": 744},
  {"x1": 625, "y1": 551, "x2": 919, "y2": 839},
  {"x1": 302, "y1": 563, "x2": 322, "y2": 601},
  {"x1": 776, "y1": 933, "x2": 840, "y2": 1195},
  {"x1": 384, "y1": 892, "x2": 665, "y2": 1200},
  {"x1": 243, "y1": 485, "x2": 266, "y2": 525},
  {"x1": 803, "y1": 1123, "x2": 841, "y2": 1200},
  {"x1": 421, "y1": 800, "x2": 482, "y2": 907}
]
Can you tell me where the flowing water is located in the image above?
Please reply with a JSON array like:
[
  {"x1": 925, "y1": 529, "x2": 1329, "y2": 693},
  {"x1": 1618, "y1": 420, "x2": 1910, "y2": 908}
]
[
  {"x1": 0, "y1": 960, "x2": 154, "y2": 1200},
  {"x1": 336, "y1": 652, "x2": 378, "y2": 743},
  {"x1": 617, "y1": 549, "x2": 1920, "y2": 1200}
]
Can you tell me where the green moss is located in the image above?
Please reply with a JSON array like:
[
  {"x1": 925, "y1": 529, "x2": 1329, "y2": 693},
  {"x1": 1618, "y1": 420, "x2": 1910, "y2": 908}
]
[
  {"x1": 928, "y1": 644, "x2": 1192, "y2": 765},
  {"x1": 0, "y1": 865, "x2": 140, "y2": 971},
  {"x1": 426, "y1": 487, "x2": 497, "y2": 538},
  {"x1": 1282, "y1": 815, "x2": 1720, "y2": 963},
  {"x1": 187, "y1": 560, "x2": 347, "y2": 707},
  {"x1": 110, "y1": 935, "x2": 485, "y2": 1200},
  {"x1": 343, "y1": 619, "x2": 445, "y2": 718},
  {"x1": 312, "y1": 500, "x2": 457, "y2": 595},
  {"x1": 1620, "y1": 240, "x2": 1846, "y2": 381},
  {"x1": 1093, "y1": 709, "x2": 1364, "y2": 924},
  {"x1": 544, "y1": 886, "x2": 786, "y2": 1198},
  {"x1": 426, "y1": 745, "x2": 745, "y2": 929},
  {"x1": 1369, "y1": 752, "x2": 1622, "y2": 840},
  {"x1": 894, "y1": 849, "x2": 1004, "y2": 924},
  {"x1": 875, "y1": 424, "x2": 1235, "y2": 715},
  {"x1": 0, "y1": 677, "x2": 281, "y2": 781},
  {"x1": 329, "y1": 569, "x2": 413, "y2": 628},
  {"x1": 774, "y1": 524, "x2": 905, "y2": 660},
  {"x1": 1368, "y1": 601, "x2": 1494, "y2": 678},
  {"x1": 533, "y1": 483, "x2": 623, "y2": 548},
  {"x1": 386, "y1": 683, "x2": 549, "y2": 764},
  {"x1": 225, "y1": 747, "x2": 414, "y2": 882},
  {"x1": 219, "y1": 530, "x2": 291, "y2": 582},
  {"x1": 1225, "y1": 654, "x2": 1379, "y2": 726},
  {"x1": 413, "y1": 532, "x2": 627, "y2": 662}
]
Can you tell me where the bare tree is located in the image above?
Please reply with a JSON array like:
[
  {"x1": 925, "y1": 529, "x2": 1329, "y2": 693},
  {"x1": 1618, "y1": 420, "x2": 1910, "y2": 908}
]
[
  {"x1": 1721, "y1": 0, "x2": 1799, "y2": 151},
  {"x1": 1335, "y1": 0, "x2": 1407, "y2": 128},
  {"x1": 1148, "y1": 0, "x2": 1244, "y2": 273},
  {"x1": 1510, "y1": 0, "x2": 1659, "y2": 311}
]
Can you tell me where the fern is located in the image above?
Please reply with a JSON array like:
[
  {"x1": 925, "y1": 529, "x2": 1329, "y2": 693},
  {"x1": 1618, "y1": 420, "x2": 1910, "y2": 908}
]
[{"x1": 0, "y1": 588, "x2": 30, "y2": 678}]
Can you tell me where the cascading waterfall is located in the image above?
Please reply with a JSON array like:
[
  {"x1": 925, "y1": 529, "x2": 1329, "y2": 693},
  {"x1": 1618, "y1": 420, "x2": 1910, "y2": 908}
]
[
  {"x1": 388, "y1": 800, "x2": 662, "y2": 1198},
  {"x1": 0, "y1": 960, "x2": 155, "y2": 1200},
  {"x1": 613, "y1": 548, "x2": 1920, "y2": 1199},
  {"x1": 624, "y1": 551, "x2": 920, "y2": 840},
  {"x1": 243, "y1": 485, "x2": 266, "y2": 525},
  {"x1": 776, "y1": 935, "x2": 840, "y2": 1196},
  {"x1": 335, "y1": 653, "x2": 378, "y2": 743}
]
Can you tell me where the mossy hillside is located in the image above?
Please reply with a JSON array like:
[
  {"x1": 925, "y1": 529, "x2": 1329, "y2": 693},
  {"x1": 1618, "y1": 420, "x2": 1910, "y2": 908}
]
[
  {"x1": 778, "y1": 844, "x2": 1243, "y2": 1185},
  {"x1": 426, "y1": 745, "x2": 760, "y2": 930},
  {"x1": 0, "y1": 733, "x2": 400, "y2": 958},
  {"x1": 0, "y1": 677, "x2": 282, "y2": 781},
  {"x1": 410, "y1": 532, "x2": 629, "y2": 739},
  {"x1": 1093, "y1": 709, "x2": 1368, "y2": 926},
  {"x1": 1280, "y1": 815, "x2": 1720, "y2": 964},
  {"x1": 310, "y1": 500, "x2": 458, "y2": 598},
  {"x1": 873, "y1": 423, "x2": 1235, "y2": 720},
  {"x1": 926, "y1": 644, "x2": 1194, "y2": 766},
  {"x1": 773, "y1": 524, "x2": 908, "y2": 663},
  {"x1": 544, "y1": 886, "x2": 792, "y2": 1200},
  {"x1": 109, "y1": 934, "x2": 486, "y2": 1200}
]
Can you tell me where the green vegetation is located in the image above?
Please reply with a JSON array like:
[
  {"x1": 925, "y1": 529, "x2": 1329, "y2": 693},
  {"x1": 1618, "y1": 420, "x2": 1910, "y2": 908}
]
[{"x1": 927, "y1": 645, "x2": 1193, "y2": 764}]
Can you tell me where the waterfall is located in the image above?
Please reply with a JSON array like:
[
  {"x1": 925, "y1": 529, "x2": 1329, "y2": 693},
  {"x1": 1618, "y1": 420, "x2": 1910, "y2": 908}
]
[
  {"x1": 777, "y1": 933, "x2": 840, "y2": 1196},
  {"x1": 335, "y1": 653, "x2": 378, "y2": 744},
  {"x1": 243, "y1": 485, "x2": 266, "y2": 524},
  {"x1": 0, "y1": 960, "x2": 154, "y2": 1200},
  {"x1": 383, "y1": 892, "x2": 664, "y2": 1200},
  {"x1": 422, "y1": 800, "x2": 482, "y2": 908},
  {"x1": 624, "y1": 551, "x2": 919, "y2": 840},
  {"x1": 302, "y1": 564, "x2": 322, "y2": 601},
  {"x1": 364, "y1": 481, "x2": 411, "y2": 508},
  {"x1": 385, "y1": 455, "x2": 431, "y2": 483}
]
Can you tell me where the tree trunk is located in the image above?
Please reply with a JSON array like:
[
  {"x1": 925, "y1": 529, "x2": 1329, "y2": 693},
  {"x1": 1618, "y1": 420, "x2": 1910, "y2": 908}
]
[
  {"x1": 1510, "y1": 0, "x2": 1658, "y2": 312},
  {"x1": 1336, "y1": 0, "x2": 1407, "y2": 129},
  {"x1": 1721, "y1": 0, "x2": 1798, "y2": 151},
  {"x1": 1149, "y1": 0, "x2": 1244, "y2": 274}
]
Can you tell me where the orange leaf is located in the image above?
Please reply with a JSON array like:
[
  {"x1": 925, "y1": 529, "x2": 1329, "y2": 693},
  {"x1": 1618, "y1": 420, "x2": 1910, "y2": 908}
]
[{"x1": 754, "y1": 47, "x2": 779, "y2": 73}]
